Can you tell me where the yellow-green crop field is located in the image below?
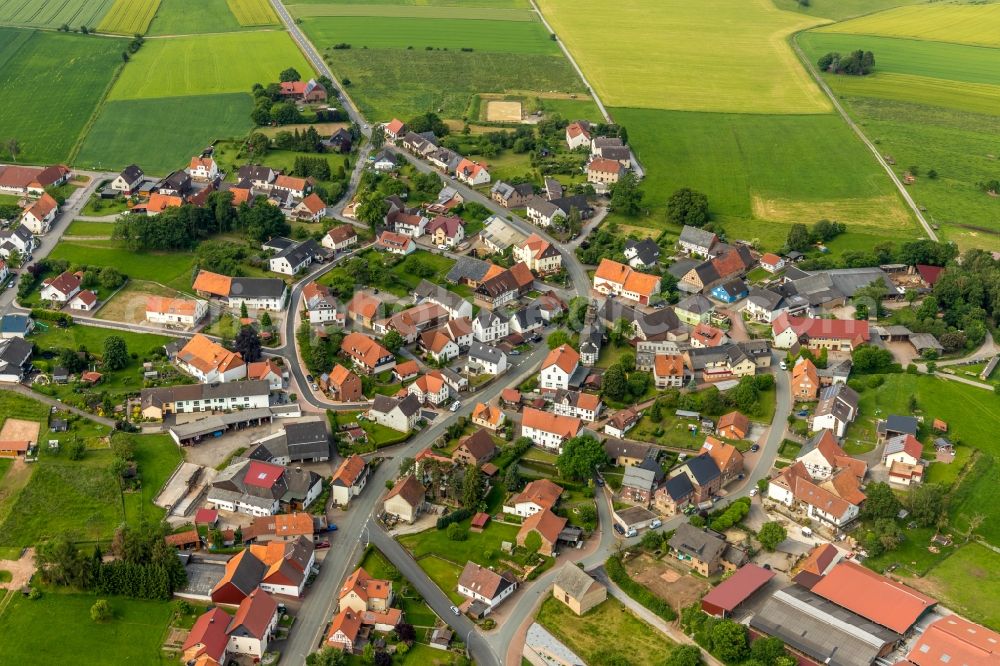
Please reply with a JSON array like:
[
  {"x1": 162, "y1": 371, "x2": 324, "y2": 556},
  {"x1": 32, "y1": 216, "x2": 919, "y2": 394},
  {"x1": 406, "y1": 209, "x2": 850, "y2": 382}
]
[
  {"x1": 817, "y1": 2, "x2": 1000, "y2": 47},
  {"x1": 108, "y1": 31, "x2": 313, "y2": 100},
  {"x1": 97, "y1": 0, "x2": 161, "y2": 34},
  {"x1": 226, "y1": 0, "x2": 278, "y2": 26},
  {"x1": 537, "y1": 0, "x2": 831, "y2": 114}
]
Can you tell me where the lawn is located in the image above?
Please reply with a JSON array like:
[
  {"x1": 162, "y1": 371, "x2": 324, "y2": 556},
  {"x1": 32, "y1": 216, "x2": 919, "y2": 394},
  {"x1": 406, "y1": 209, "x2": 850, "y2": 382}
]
[
  {"x1": 147, "y1": 0, "x2": 246, "y2": 35},
  {"x1": 360, "y1": 547, "x2": 439, "y2": 627},
  {"x1": 31, "y1": 322, "x2": 172, "y2": 360},
  {"x1": 770, "y1": 0, "x2": 925, "y2": 22},
  {"x1": 914, "y1": 543, "x2": 1000, "y2": 630},
  {"x1": 77, "y1": 93, "x2": 254, "y2": 174},
  {"x1": 610, "y1": 107, "x2": 918, "y2": 250},
  {"x1": 286, "y1": 0, "x2": 530, "y2": 6},
  {"x1": 400, "y1": 521, "x2": 521, "y2": 570},
  {"x1": 537, "y1": 0, "x2": 830, "y2": 114},
  {"x1": 535, "y1": 597, "x2": 676, "y2": 665},
  {"x1": 322, "y1": 48, "x2": 586, "y2": 121},
  {"x1": 64, "y1": 221, "x2": 115, "y2": 237},
  {"x1": 109, "y1": 31, "x2": 313, "y2": 100},
  {"x1": 416, "y1": 555, "x2": 465, "y2": 604},
  {"x1": 299, "y1": 15, "x2": 559, "y2": 54},
  {"x1": 817, "y1": 2, "x2": 1000, "y2": 48},
  {"x1": 537, "y1": 96, "x2": 604, "y2": 122},
  {"x1": 97, "y1": 0, "x2": 161, "y2": 34},
  {"x1": 0, "y1": 591, "x2": 173, "y2": 665},
  {"x1": 0, "y1": 0, "x2": 115, "y2": 29},
  {"x1": 0, "y1": 28, "x2": 126, "y2": 164},
  {"x1": 48, "y1": 239, "x2": 199, "y2": 292},
  {"x1": 226, "y1": 0, "x2": 278, "y2": 26}
]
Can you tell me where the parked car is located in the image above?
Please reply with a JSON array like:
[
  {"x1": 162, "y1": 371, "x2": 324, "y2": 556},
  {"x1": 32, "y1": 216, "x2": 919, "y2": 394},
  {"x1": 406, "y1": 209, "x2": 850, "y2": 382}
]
[
  {"x1": 316, "y1": 541, "x2": 331, "y2": 549},
  {"x1": 626, "y1": 527, "x2": 638, "y2": 538},
  {"x1": 450, "y1": 605, "x2": 461, "y2": 616},
  {"x1": 437, "y1": 244, "x2": 448, "y2": 250},
  {"x1": 650, "y1": 519, "x2": 662, "y2": 529},
  {"x1": 750, "y1": 444, "x2": 760, "y2": 452},
  {"x1": 509, "y1": 350, "x2": 521, "y2": 356},
  {"x1": 749, "y1": 488, "x2": 758, "y2": 497},
  {"x1": 779, "y1": 360, "x2": 787, "y2": 370},
  {"x1": 327, "y1": 524, "x2": 338, "y2": 532},
  {"x1": 613, "y1": 523, "x2": 625, "y2": 536},
  {"x1": 450, "y1": 401, "x2": 461, "y2": 412}
]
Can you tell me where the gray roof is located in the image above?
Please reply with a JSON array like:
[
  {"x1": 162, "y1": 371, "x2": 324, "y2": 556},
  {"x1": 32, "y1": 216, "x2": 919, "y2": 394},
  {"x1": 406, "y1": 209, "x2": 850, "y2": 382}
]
[
  {"x1": 749, "y1": 586, "x2": 898, "y2": 666},
  {"x1": 551, "y1": 195, "x2": 592, "y2": 216},
  {"x1": 746, "y1": 287, "x2": 783, "y2": 311},
  {"x1": 469, "y1": 341, "x2": 505, "y2": 365},
  {"x1": 398, "y1": 393, "x2": 421, "y2": 416},
  {"x1": 815, "y1": 384, "x2": 860, "y2": 422},
  {"x1": 679, "y1": 453, "x2": 721, "y2": 486},
  {"x1": 119, "y1": 164, "x2": 143, "y2": 182},
  {"x1": 481, "y1": 216, "x2": 527, "y2": 250},
  {"x1": 0, "y1": 336, "x2": 32, "y2": 372},
  {"x1": 598, "y1": 300, "x2": 680, "y2": 340},
  {"x1": 230, "y1": 277, "x2": 287, "y2": 299},
  {"x1": 678, "y1": 225, "x2": 717, "y2": 250},
  {"x1": 622, "y1": 460, "x2": 664, "y2": 492},
  {"x1": 225, "y1": 548, "x2": 268, "y2": 595},
  {"x1": 677, "y1": 293, "x2": 714, "y2": 315},
  {"x1": 512, "y1": 306, "x2": 543, "y2": 330},
  {"x1": 552, "y1": 564, "x2": 602, "y2": 600},
  {"x1": 282, "y1": 467, "x2": 323, "y2": 503},
  {"x1": 371, "y1": 393, "x2": 421, "y2": 417},
  {"x1": 625, "y1": 238, "x2": 660, "y2": 265},
  {"x1": 603, "y1": 438, "x2": 652, "y2": 461},
  {"x1": 527, "y1": 197, "x2": 562, "y2": 219},
  {"x1": 283, "y1": 419, "x2": 330, "y2": 460},
  {"x1": 141, "y1": 380, "x2": 271, "y2": 409},
  {"x1": 667, "y1": 258, "x2": 699, "y2": 280},
  {"x1": 415, "y1": 279, "x2": 468, "y2": 313},
  {"x1": 263, "y1": 236, "x2": 295, "y2": 252},
  {"x1": 446, "y1": 256, "x2": 494, "y2": 284},
  {"x1": 665, "y1": 473, "x2": 695, "y2": 501},
  {"x1": 274, "y1": 239, "x2": 321, "y2": 267},
  {"x1": 0, "y1": 314, "x2": 32, "y2": 334},
  {"x1": 475, "y1": 308, "x2": 508, "y2": 328},
  {"x1": 877, "y1": 414, "x2": 918, "y2": 437},
  {"x1": 669, "y1": 523, "x2": 727, "y2": 563},
  {"x1": 909, "y1": 333, "x2": 943, "y2": 352}
]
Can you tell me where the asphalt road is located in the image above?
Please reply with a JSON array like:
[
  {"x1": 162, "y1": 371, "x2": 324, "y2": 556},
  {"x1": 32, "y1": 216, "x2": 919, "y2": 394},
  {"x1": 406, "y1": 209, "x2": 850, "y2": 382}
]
[{"x1": 280, "y1": 344, "x2": 548, "y2": 663}]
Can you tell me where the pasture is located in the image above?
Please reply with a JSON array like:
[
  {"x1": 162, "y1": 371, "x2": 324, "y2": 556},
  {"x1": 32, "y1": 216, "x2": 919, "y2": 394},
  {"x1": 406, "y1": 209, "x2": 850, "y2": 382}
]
[
  {"x1": 286, "y1": 0, "x2": 530, "y2": 6},
  {"x1": 48, "y1": 239, "x2": 200, "y2": 293},
  {"x1": 97, "y1": 0, "x2": 161, "y2": 34},
  {"x1": 0, "y1": 29, "x2": 125, "y2": 164},
  {"x1": 325, "y1": 48, "x2": 585, "y2": 121},
  {"x1": 915, "y1": 544, "x2": 1000, "y2": 630},
  {"x1": 537, "y1": 96, "x2": 604, "y2": 122},
  {"x1": 77, "y1": 93, "x2": 254, "y2": 173},
  {"x1": 0, "y1": 0, "x2": 114, "y2": 30},
  {"x1": 298, "y1": 15, "x2": 560, "y2": 53},
  {"x1": 536, "y1": 0, "x2": 831, "y2": 114},
  {"x1": 226, "y1": 0, "x2": 278, "y2": 26},
  {"x1": 147, "y1": 0, "x2": 245, "y2": 35},
  {"x1": 0, "y1": 592, "x2": 173, "y2": 665},
  {"x1": 818, "y1": 3, "x2": 1000, "y2": 48},
  {"x1": 609, "y1": 107, "x2": 916, "y2": 245},
  {"x1": 109, "y1": 31, "x2": 313, "y2": 100},
  {"x1": 771, "y1": 0, "x2": 926, "y2": 22}
]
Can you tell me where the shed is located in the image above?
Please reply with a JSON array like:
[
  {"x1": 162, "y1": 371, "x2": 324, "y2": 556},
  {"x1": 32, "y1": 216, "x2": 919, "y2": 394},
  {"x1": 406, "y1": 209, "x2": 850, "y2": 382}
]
[{"x1": 701, "y1": 564, "x2": 775, "y2": 617}]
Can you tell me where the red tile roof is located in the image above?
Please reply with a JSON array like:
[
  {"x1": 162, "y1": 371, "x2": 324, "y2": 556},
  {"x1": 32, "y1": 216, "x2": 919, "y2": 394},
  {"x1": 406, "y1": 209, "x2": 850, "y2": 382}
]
[
  {"x1": 701, "y1": 564, "x2": 775, "y2": 613},
  {"x1": 811, "y1": 561, "x2": 936, "y2": 633},
  {"x1": 906, "y1": 615, "x2": 1000, "y2": 666},
  {"x1": 773, "y1": 312, "x2": 871, "y2": 346},
  {"x1": 332, "y1": 454, "x2": 366, "y2": 487},
  {"x1": 543, "y1": 344, "x2": 580, "y2": 374},
  {"x1": 183, "y1": 607, "x2": 230, "y2": 662},
  {"x1": 245, "y1": 461, "x2": 284, "y2": 489},
  {"x1": 230, "y1": 588, "x2": 278, "y2": 640},
  {"x1": 195, "y1": 508, "x2": 218, "y2": 525},
  {"x1": 915, "y1": 264, "x2": 944, "y2": 286}
]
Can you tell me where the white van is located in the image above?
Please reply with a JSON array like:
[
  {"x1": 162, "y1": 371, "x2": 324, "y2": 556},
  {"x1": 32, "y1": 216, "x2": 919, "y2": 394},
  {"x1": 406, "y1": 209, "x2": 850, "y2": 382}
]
[{"x1": 801, "y1": 527, "x2": 813, "y2": 537}]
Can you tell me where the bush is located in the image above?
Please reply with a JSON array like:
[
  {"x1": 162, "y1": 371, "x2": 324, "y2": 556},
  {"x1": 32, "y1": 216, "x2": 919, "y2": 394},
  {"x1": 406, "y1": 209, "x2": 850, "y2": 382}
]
[
  {"x1": 446, "y1": 523, "x2": 469, "y2": 541},
  {"x1": 436, "y1": 508, "x2": 473, "y2": 530},
  {"x1": 606, "y1": 555, "x2": 676, "y2": 621}
]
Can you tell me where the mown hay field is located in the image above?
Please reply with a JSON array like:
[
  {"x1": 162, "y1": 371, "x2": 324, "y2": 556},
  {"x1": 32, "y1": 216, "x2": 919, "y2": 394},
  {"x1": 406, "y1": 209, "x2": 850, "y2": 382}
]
[
  {"x1": 226, "y1": 0, "x2": 278, "y2": 26},
  {"x1": 290, "y1": 3, "x2": 533, "y2": 20},
  {"x1": 108, "y1": 30, "x2": 313, "y2": 100},
  {"x1": 0, "y1": 29, "x2": 125, "y2": 164},
  {"x1": 325, "y1": 48, "x2": 587, "y2": 121},
  {"x1": 817, "y1": 2, "x2": 1000, "y2": 47},
  {"x1": 77, "y1": 92, "x2": 254, "y2": 173},
  {"x1": 299, "y1": 15, "x2": 559, "y2": 53},
  {"x1": 0, "y1": 0, "x2": 115, "y2": 30},
  {"x1": 97, "y1": 0, "x2": 161, "y2": 34},
  {"x1": 537, "y1": 0, "x2": 831, "y2": 114},
  {"x1": 287, "y1": 0, "x2": 529, "y2": 6}
]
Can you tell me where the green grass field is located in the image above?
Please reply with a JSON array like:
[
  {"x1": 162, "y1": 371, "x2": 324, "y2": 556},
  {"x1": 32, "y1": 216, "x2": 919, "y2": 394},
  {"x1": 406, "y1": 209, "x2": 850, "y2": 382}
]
[
  {"x1": 0, "y1": 29, "x2": 125, "y2": 164},
  {"x1": 537, "y1": 0, "x2": 830, "y2": 114},
  {"x1": 609, "y1": 107, "x2": 917, "y2": 247},
  {"x1": 287, "y1": 0, "x2": 530, "y2": 6},
  {"x1": 536, "y1": 597, "x2": 676, "y2": 664},
  {"x1": 0, "y1": 591, "x2": 173, "y2": 664},
  {"x1": 917, "y1": 543, "x2": 1000, "y2": 630},
  {"x1": 77, "y1": 93, "x2": 254, "y2": 173},
  {"x1": 770, "y1": 0, "x2": 926, "y2": 22},
  {"x1": 800, "y1": 33, "x2": 1000, "y2": 87},
  {"x1": 797, "y1": 30, "x2": 1000, "y2": 249},
  {"x1": 818, "y1": 2, "x2": 1000, "y2": 47},
  {"x1": 290, "y1": 3, "x2": 533, "y2": 20},
  {"x1": 537, "y1": 96, "x2": 604, "y2": 122},
  {"x1": 147, "y1": 0, "x2": 246, "y2": 35},
  {"x1": 0, "y1": 0, "x2": 115, "y2": 29},
  {"x1": 109, "y1": 31, "x2": 313, "y2": 100},
  {"x1": 64, "y1": 221, "x2": 115, "y2": 237},
  {"x1": 324, "y1": 48, "x2": 585, "y2": 121},
  {"x1": 97, "y1": 0, "x2": 161, "y2": 34},
  {"x1": 300, "y1": 15, "x2": 558, "y2": 53},
  {"x1": 48, "y1": 239, "x2": 199, "y2": 293},
  {"x1": 226, "y1": 0, "x2": 278, "y2": 26}
]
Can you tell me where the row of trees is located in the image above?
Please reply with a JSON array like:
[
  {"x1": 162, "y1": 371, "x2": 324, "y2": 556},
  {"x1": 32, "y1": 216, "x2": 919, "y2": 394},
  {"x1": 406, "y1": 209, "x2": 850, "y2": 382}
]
[
  {"x1": 818, "y1": 50, "x2": 875, "y2": 75},
  {"x1": 36, "y1": 523, "x2": 187, "y2": 600},
  {"x1": 785, "y1": 219, "x2": 847, "y2": 253}
]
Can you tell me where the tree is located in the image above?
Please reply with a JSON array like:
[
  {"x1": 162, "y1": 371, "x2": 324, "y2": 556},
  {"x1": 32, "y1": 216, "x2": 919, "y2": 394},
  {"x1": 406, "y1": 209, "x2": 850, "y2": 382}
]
[
  {"x1": 907, "y1": 484, "x2": 946, "y2": 527},
  {"x1": 503, "y1": 463, "x2": 520, "y2": 491},
  {"x1": 602, "y1": 364, "x2": 627, "y2": 400},
  {"x1": 547, "y1": 330, "x2": 573, "y2": 350},
  {"x1": 523, "y1": 530, "x2": 542, "y2": 554},
  {"x1": 852, "y1": 345, "x2": 895, "y2": 374},
  {"x1": 462, "y1": 465, "x2": 483, "y2": 510},
  {"x1": 247, "y1": 132, "x2": 269, "y2": 156},
  {"x1": 233, "y1": 326, "x2": 262, "y2": 362},
  {"x1": 664, "y1": 645, "x2": 702, "y2": 666},
  {"x1": 750, "y1": 636, "x2": 787, "y2": 664},
  {"x1": 355, "y1": 191, "x2": 389, "y2": 232},
  {"x1": 758, "y1": 521, "x2": 787, "y2": 551},
  {"x1": 66, "y1": 438, "x2": 86, "y2": 460},
  {"x1": 383, "y1": 330, "x2": 403, "y2": 354},
  {"x1": 785, "y1": 223, "x2": 811, "y2": 253},
  {"x1": 98, "y1": 267, "x2": 125, "y2": 290},
  {"x1": 90, "y1": 599, "x2": 112, "y2": 622},
  {"x1": 103, "y1": 335, "x2": 129, "y2": 371},
  {"x1": 609, "y1": 173, "x2": 644, "y2": 216},
  {"x1": 556, "y1": 435, "x2": 605, "y2": 480},
  {"x1": 641, "y1": 529, "x2": 665, "y2": 551},
  {"x1": 710, "y1": 620, "x2": 749, "y2": 663},
  {"x1": 666, "y1": 188, "x2": 710, "y2": 227},
  {"x1": 862, "y1": 481, "x2": 902, "y2": 521},
  {"x1": 260, "y1": 312, "x2": 272, "y2": 328},
  {"x1": 279, "y1": 67, "x2": 302, "y2": 82},
  {"x1": 7, "y1": 138, "x2": 20, "y2": 162},
  {"x1": 446, "y1": 523, "x2": 468, "y2": 541},
  {"x1": 395, "y1": 622, "x2": 416, "y2": 644}
]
